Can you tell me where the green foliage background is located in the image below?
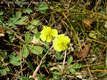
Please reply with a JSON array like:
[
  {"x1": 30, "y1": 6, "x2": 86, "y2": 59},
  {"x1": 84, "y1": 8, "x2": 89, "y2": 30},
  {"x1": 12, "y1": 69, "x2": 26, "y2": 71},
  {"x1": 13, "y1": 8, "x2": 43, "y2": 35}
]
[{"x1": 0, "y1": 0, "x2": 107, "y2": 80}]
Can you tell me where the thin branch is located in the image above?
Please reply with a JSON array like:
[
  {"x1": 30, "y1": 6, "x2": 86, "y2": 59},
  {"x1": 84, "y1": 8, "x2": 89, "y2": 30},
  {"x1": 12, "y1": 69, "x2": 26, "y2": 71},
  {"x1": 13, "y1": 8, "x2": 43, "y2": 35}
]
[
  {"x1": 63, "y1": 50, "x2": 67, "y2": 69},
  {"x1": 32, "y1": 46, "x2": 53, "y2": 80}
]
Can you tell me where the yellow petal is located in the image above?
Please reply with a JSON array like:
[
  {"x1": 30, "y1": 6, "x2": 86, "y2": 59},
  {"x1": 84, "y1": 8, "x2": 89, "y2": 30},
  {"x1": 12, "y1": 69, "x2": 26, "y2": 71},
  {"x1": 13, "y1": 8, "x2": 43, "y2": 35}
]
[
  {"x1": 40, "y1": 34, "x2": 46, "y2": 41},
  {"x1": 53, "y1": 34, "x2": 70, "y2": 52},
  {"x1": 46, "y1": 35, "x2": 53, "y2": 42},
  {"x1": 52, "y1": 29, "x2": 58, "y2": 37}
]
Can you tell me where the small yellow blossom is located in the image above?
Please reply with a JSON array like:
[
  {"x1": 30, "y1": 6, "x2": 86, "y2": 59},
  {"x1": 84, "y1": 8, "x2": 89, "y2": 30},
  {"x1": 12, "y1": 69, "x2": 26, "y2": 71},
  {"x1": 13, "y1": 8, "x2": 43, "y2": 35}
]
[
  {"x1": 53, "y1": 34, "x2": 70, "y2": 52},
  {"x1": 40, "y1": 26, "x2": 58, "y2": 42}
]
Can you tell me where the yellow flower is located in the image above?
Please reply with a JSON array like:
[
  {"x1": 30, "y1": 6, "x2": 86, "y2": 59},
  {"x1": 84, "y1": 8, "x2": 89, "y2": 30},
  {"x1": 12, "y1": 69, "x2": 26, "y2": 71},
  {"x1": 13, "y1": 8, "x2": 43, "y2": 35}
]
[
  {"x1": 53, "y1": 34, "x2": 70, "y2": 52},
  {"x1": 40, "y1": 26, "x2": 58, "y2": 42}
]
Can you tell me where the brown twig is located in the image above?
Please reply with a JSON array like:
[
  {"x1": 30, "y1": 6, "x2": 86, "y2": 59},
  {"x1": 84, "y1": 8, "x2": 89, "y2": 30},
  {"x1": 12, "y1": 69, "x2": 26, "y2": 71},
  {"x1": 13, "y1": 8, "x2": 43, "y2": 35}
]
[
  {"x1": 63, "y1": 50, "x2": 67, "y2": 69},
  {"x1": 87, "y1": 67, "x2": 93, "y2": 80},
  {"x1": 81, "y1": 69, "x2": 107, "y2": 72},
  {"x1": 32, "y1": 46, "x2": 53, "y2": 80}
]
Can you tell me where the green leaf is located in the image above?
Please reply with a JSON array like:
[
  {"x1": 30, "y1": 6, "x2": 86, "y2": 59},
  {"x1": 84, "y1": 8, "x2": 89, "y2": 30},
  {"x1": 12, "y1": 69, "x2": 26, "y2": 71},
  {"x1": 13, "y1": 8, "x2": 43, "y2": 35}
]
[
  {"x1": 52, "y1": 71, "x2": 61, "y2": 79},
  {"x1": 18, "y1": 76, "x2": 29, "y2": 80},
  {"x1": 26, "y1": 61, "x2": 34, "y2": 71},
  {"x1": 19, "y1": 76, "x2": 34, "y2": 80},
  {"x1": 34, "y1": 32, "x2": 40, "y2": 38},
  {"x1": 25, "y1": 32, "x2": 32, "y2": 43},
  {"x1": 30, "y1": 19, "x2": 41, "y2": 26},
  {"x1": 16, "y1": 11, "x2": 22, "y2": 18},
  {"x1": 73, "y1": 63, "x2": 82, "y2": 69},
  {"x1": 23, "y1": 8, "x2": 33, "y2": 14},
  {"x1": 32, "y1": 28, "x2": 38, "y2": 34},
  {"x1": 8, "y1": 12, "x2": 28, "y2": 29},
  {"x1": 9, "y1": 35, "x2": 15, "y2": 42},
  {"x1": 27, "y1": 24, "x2": 35, "y2": 30},
  {"x1": 0, "y1": 69, "x2": 7, "y2": 76},
  {"x1": 22, "y1": 45, "x2": 29, "y2": 58},
  {"x1": 70, "y1": 68, "x2": 76, "y2": 74},
  {"x1": 20, "y1": 16, "x2": 28, "y2": 22},
  {"x1": 15, "y1": 16, "x2": 28, "y2": 25},
  {"x1": 29, "y1": 78, "x2": 34, "y2": 80},
  {"x1": 36, "y1": 3, "x2": 48, "y2": 14},
  {"x1": 0, "y1": 51, "x2": 7, "y2": 60},
  {"x1": 62, "y1": 76, "x2": 67, "y2": 80},
  {"x1": 0, "y1": 11, "x2": 3, "y2": 15},
  {"x1": 37, "y1": 74, "x2": 46, "y2": 80},
  {"x1": 28, "y1": 45, "x2": 43, "y2": 55},
  {"x1": 0, "y1": 67, "x2": 10, "y2": 76},
  {"x1": 10, "y1": 52, "x2": 22, "y2": 66},
  {"x1": 8, "y1": 17, "x2": 18, "y2": 28},
  {"x1": 55, "y1": 52, "x2": 63, "y2": 60},
  {"x1": 67, "y1": 56, "x2": 73, "y2": 65},
  {"x1": 89, "y1": 31, "x2": 97, "y2": 39}
]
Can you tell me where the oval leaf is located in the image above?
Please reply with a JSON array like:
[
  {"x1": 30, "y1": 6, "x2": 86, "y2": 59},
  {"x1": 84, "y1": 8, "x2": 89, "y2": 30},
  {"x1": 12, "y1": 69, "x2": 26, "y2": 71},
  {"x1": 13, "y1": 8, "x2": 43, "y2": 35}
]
[{"x1": 22, "y1": 45, "x2": 29, "y2": 58}]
